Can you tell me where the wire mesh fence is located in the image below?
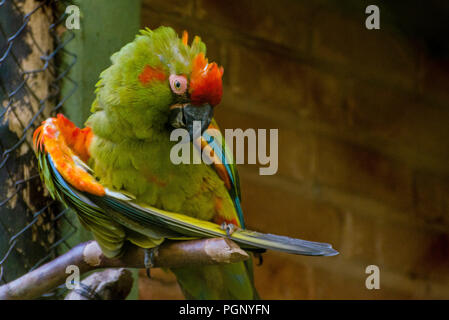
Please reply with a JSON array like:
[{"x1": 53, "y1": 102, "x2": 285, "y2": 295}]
[{"x1": 0, "y1": 0, "x2": 78, "y2": 297}]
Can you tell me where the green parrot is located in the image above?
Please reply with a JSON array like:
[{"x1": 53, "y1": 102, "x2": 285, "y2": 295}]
[{"x1": 33, "y1": 26, "x2": 338, "y2": 299}]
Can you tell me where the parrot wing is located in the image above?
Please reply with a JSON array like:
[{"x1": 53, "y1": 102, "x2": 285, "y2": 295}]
[
  {"x1": 198, "y1": 119, "x2": 245, "y2": 227},
  {"x1": 34, "y1": 115, "x2": 339, "y2": 257}
]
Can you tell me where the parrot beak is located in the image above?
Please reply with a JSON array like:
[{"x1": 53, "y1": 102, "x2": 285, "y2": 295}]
[{"x1": 169, "y1": 103, "x2": 213, "y2": 141}]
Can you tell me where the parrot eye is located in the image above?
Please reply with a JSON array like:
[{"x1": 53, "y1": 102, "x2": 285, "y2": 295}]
[{"x1": 169, "y1": 74, "x2": 187, "y2": 95}]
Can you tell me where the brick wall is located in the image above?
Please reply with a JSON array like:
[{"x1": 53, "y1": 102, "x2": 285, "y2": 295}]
[{"x1": 139, "y1": 0, "x2": 449, "y2": 299}]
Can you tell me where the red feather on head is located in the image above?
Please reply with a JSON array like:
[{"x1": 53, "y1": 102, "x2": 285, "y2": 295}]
[{"x1": 189, "y1": 53, "x2": 224, "y2": 107}]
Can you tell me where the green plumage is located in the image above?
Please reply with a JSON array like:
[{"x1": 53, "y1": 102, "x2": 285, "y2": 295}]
[
  {"x1": 36, "y1": 27, "x2": 337, "y2": 300},
  {"x1": 85, "y1": 27, "x2": 255, "y2": 299},
  {"x1": 86, "y1": 27, "x2": 235, "y2": 248}
]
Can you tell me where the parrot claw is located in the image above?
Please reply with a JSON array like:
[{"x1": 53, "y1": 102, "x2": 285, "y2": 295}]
[
  {"x1": 73, "y1": 282, "x2": 103, "y2": 300},
  {"x1": 220, "y1": 222, "x2": 237, "y2": 237},
  {"x1": 144, "y1": 247, "x2": 158, "y2": 279}
]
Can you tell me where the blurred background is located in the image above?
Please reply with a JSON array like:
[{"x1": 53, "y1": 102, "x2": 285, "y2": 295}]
[{"x1": 1, "y1": 0, "x2": 449, "y2": 299}]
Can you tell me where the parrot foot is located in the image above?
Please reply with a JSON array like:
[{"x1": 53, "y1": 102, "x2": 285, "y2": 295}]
[
  {"x1": 220, "y1": 222, "x2": 237, "y2": 237},
  {"x1": 144, "y1": 247, "x2": 158, "y2": 279},
  {"x1": 72, "y1": 282, "x2": 103, "y2": 300}
]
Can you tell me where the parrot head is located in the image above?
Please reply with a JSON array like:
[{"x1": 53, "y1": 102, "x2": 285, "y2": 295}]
[{"x1": 94, "y1": 26, "x2": 223, "y2": 140}]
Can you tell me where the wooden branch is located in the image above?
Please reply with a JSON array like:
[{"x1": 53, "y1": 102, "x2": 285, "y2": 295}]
[
  {"x1": 0, "y1": 238, "x2": 249, "y2": 300},
  {"x1": 64, "y1": 268, "x2": 133, "y2": 300}
]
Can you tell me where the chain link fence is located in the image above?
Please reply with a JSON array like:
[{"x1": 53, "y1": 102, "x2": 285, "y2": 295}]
[{"x1": 0, "y1": 0, "x2": 78, "y2": 298}]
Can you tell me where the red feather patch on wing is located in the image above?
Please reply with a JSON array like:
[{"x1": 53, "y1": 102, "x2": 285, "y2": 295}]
[
  {"x1": 55, "y1": 114, "x2": 93, "y2": 163},
  {"x1": 33, "y1": 114, "x2": 105, "y2": 196}
]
